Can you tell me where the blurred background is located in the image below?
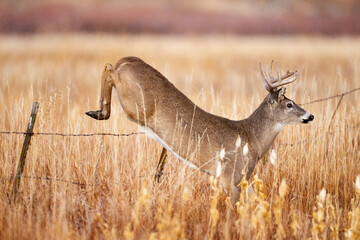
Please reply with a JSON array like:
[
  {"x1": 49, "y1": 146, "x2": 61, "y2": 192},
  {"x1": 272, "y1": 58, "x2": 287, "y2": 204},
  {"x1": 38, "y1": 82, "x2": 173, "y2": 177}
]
[
  {"x1": 1, "y1": 0, "x2": 359, "y2": 35},
  {"x1": 1, "y1": 1, "x2": 360, "y2": 239}
]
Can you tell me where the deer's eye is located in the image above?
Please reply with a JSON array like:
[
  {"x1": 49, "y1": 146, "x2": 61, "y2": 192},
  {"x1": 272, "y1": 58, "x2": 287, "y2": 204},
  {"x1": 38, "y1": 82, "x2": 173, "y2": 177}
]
[{"x1": 287, "y1": 103, "x2": 293, "y2": 108}]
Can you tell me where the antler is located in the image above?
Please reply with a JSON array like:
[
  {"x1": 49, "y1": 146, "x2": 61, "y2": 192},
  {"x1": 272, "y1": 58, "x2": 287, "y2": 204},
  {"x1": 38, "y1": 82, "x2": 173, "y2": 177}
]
[{"x1": 259, "y1": 60, "x2": 300, "y2": 92}]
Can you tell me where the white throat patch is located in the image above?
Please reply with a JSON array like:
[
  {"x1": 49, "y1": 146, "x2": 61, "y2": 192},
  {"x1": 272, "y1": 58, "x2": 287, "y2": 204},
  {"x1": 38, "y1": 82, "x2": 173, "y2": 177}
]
[{"x1": 275, "y1": 123, "x2": 285, "y2": 132}]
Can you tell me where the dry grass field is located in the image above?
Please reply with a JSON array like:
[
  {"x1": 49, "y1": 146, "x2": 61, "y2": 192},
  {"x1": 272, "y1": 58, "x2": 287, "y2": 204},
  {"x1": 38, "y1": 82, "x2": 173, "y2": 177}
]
[{"x1": 0, "y1": 34, "x2": 359, "y2": 239}]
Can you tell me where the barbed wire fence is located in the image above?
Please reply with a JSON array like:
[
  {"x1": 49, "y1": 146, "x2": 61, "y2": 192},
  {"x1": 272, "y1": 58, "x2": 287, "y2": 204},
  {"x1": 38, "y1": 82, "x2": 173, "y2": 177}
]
[
  {"x1": 1, "y1": 87, "x2": 359, "y2": 195},
  {"x1": 0, "y1": 131, "x2": 145, "y2": 137}
]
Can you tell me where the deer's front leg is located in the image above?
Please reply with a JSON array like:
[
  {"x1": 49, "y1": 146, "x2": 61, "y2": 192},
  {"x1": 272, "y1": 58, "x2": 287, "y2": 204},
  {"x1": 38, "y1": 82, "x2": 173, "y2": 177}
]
[
  {"x1": 154, "y1": 147, "x2": 168, "y2": 183},
  {"x1": 86, "y1": 63, "x2": 117, "y2": 120}
]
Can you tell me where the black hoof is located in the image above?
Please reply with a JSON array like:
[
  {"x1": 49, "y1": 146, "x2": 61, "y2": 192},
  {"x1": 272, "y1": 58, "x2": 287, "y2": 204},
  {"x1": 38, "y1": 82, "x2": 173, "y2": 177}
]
[
  {"x1": 86, "y1": 110, "x2": 106, "y2": 120},
  {"x1": 154, "y1": 172, "x2": 163, "y2": 184}
]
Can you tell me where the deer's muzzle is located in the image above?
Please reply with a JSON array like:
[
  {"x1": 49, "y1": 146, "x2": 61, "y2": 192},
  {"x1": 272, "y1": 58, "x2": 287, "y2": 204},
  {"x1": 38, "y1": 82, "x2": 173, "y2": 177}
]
[{"x1": 302, "y1": 114, "x2": 314, "y2": 123}]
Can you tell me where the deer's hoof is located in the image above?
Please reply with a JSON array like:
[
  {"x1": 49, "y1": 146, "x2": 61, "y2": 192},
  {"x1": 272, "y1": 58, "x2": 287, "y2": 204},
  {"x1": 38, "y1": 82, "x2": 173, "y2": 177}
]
[{"x1": 86, "y1": 110, "x2": 106, "y2": 120}]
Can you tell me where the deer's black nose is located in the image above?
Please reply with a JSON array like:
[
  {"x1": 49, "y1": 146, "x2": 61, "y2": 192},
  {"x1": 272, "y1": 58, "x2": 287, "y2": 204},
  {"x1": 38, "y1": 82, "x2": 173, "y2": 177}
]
[{"x1": 302, "y1": 114, "x2": 314, "y2": 123}]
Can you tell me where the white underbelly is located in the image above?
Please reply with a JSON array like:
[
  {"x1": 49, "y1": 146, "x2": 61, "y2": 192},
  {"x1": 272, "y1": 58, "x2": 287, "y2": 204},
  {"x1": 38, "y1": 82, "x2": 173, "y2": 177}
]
[{"x1": 141, "y1": 126, "x2": 200, "y2": 171}]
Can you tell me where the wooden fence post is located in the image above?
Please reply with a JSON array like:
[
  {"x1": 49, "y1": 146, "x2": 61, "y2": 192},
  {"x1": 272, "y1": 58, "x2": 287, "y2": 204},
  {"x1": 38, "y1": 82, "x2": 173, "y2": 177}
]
[{"x1": 12, "y1": 102, "x2": 39, "y2": 200}]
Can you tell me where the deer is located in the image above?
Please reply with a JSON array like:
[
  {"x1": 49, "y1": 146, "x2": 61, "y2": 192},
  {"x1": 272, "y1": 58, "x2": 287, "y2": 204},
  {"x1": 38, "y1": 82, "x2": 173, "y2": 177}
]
[{"x1": 86, "y1": 56, "x2": 314, "y2": 203}]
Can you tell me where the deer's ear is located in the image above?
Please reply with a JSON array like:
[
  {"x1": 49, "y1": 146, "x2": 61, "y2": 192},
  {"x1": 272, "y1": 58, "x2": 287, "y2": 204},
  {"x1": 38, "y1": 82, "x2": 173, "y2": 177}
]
[{"x1": 277, "y1": 87, "x2": 286, "y2": 101}]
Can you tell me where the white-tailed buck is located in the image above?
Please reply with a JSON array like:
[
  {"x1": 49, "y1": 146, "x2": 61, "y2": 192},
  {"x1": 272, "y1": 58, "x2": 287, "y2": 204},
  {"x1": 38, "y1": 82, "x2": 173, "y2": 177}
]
[{"x1": 86, "y1": 57, "x2": 314, "y2": 203}]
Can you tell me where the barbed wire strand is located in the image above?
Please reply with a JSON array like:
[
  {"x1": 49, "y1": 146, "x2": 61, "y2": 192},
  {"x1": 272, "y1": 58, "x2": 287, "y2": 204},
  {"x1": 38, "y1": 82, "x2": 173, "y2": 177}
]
[
  {"x1": 0, "y1": 131, "x2": 145, "y2": 137},
  {"x1": 0, "y1": 171, "x2": 178, "y2": 186},
  {"x1": 0, "y1": 175, "x2": 90, "y2": 186},
  {"x1": 299, "y1": 87, "x2": 360, "y2": 106}
]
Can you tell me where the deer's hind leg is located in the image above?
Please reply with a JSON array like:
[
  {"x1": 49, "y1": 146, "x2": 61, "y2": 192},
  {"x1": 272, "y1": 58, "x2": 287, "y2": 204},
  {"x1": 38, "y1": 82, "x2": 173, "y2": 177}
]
[{"x1": 86, "y1": 63, "x2": 118, "y2": 120}]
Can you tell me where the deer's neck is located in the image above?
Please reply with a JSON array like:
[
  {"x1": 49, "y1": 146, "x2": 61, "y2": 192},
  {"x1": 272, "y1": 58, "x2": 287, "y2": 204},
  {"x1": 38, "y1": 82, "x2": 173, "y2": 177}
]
[{"x1": 246, "y1": 102, "x2": 283, "y2": 158}]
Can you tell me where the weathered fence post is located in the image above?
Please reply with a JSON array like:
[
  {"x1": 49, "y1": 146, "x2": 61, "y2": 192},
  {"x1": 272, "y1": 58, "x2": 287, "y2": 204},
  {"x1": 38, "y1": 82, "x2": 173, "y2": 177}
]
[{"x1": 12, "y1": 102, "x2": 39, "y2": 200}]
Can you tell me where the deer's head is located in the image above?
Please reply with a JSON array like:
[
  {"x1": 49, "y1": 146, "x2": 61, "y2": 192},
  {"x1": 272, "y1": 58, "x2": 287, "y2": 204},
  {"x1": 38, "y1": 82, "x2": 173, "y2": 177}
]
[{"x1": 259, "y1": 61, "x2": 314, "y2": 125}]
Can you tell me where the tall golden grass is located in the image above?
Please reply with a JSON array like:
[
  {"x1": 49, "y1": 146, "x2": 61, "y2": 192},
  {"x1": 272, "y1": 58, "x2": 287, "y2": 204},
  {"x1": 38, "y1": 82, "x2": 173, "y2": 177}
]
[{"x1": 0, "y1": 34, "x2": 359, "y2": 239}]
